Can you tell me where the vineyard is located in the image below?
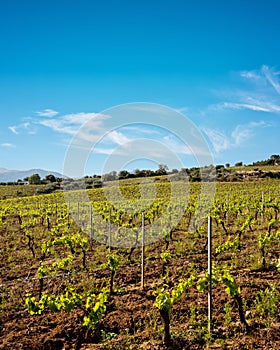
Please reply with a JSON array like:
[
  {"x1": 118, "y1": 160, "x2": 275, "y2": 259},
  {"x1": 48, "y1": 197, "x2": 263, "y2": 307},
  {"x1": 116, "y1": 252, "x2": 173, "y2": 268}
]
[{"x1": 0, "y1": 178, "x2": 280, "y2": 349}]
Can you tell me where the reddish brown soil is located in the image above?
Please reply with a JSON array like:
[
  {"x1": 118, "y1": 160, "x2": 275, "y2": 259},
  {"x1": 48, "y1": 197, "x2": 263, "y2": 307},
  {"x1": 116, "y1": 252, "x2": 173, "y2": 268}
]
[{"x1": 0, "y1": 224, "x2": 280, "y2": 350}]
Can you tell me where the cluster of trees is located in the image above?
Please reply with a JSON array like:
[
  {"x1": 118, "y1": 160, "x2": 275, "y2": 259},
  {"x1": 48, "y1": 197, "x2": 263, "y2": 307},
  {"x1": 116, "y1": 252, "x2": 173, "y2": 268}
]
[
  {"x1": 26, "y1": 174, "x2": 62, "y2": 185},
  {"x1": 0, "y1": 181, "x2": 26, "y2": 186},
  {"x1": 4, "y1": 154, "x2": 279, "y2": 193},
  {"x1": 252, "y1": 154, "x2": 280, "y2": 166},
  {"x1": 101, "y1": 164, "x2": 218, "y2": 182},
  {"x1": 232, "y1": 155, "x2": 280, "y2": 168},
  {"x1": 0, "y1": 174, "x2": 62, "y2": 187},
  {"x1": 102, "y1": 164, "x2": 169, "y2": 181},
  {"x1": 26, "y1": 174, "x2": 62, "y2": 194},
  {"x1": 62, "y1": 176, "x2": 102, "y2": 191}
]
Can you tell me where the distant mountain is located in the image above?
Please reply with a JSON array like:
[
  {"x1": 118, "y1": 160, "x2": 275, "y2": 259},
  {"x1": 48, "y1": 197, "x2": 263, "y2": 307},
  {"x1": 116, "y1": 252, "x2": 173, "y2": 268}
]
[{"x1": 0, "y1": 168, "x2": 65, "y2": 182}]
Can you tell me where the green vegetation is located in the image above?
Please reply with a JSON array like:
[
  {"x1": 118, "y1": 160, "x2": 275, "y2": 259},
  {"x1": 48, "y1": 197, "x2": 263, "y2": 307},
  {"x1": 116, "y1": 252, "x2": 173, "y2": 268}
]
[
  {"x1": 0, "y1": 176, "x2": 280, "y2": 349},
  {"x1": 1, "y1": 155, "x2": 280, "y2": 198},
  {"x1": 154, "y1": 276, "x2": 196, "y2": 346}
]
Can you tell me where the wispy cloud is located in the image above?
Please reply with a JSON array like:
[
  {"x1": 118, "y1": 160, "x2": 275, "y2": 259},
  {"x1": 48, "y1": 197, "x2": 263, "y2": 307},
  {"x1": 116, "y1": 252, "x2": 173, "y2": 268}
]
[
  {"x1": 1, "y1": 143, "x2": 15, "y2": 148},
  {"x1": 106, "y1": 130, "x2": 130, "y2": 145},
  {"x1": 37, "y1": 112, "x2": 102, "y2": 135},
  {"x1": 59, "y1": 112, "x2": 99, "y2": 125},
  {"x1": 8, "y1": 126, "x2": 19, "y2": 135},
  {"x1": 211, "y1": 102, "x2": 271, "y2": 112},
  {"x1": 8, "y1": 122, "x2": 36, "y2": 135},
  {"x1": 38, "y1": 119, "x2": 77, "y2": 135},
  {"x1": 8, "y1": 111, "x2": 111, "y2": 147},
  {"x1": 210, "y1": 65, "x2": 280, "y2": 114},
  {"x1": 240, "y1": 70, "x2": 262, "y2": 80},
  {"x1": 262, "y1": 65, "x2": 280, "y2": 95},
  {"x1": 36, "y1": 109, "x2": 59, "y2": 117},
  {"x1": 121, "y1": 125, "x2": 162, "y2": 136},
  {"x1": 231, "y1": 125, "x2": 253, "y2": 146},
  {"x1": 126, "y1": 103, "x2": 172, "y2": 115},
  {"x1": 210, "y1": 98, "x2": 280, "y2": 114},
  {"x1": 203, "y1": 128, "x2": 231, "y2": 153},
  {"x1": 93, "y1": 147, "x2": 116, "y2": 155},
  {"x1": 204, "y1": 121, "x2": 269, "y2": 153},
  {"x1": 162, "y1": 135, "x2": 192, "y2": 155}
]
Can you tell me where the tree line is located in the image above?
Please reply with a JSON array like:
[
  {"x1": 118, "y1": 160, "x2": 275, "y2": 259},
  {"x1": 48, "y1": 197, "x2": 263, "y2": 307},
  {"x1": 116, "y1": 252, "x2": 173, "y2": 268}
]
[{"x1": 1, "y1": 154, "x2": 279, "y2": 192}]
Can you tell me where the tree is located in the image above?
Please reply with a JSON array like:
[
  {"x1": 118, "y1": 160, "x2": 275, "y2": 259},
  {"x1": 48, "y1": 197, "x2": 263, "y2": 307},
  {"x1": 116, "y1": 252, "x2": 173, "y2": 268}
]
[
  {"x1": 133, "y1": 169, "x2": 153, "y2": 178},
  {"x1": 102, "y1": 171, "x2": 117, "y2": 182},
  {"x1": 235, "y1": 162, "x2": 243, "y2": 167},
  {"x1": 28, "y1": 173, "x2": 41, "y2": 185},
  {"x1": 133, "y1": 168, "x2": 142, "y2": 177},
  {"x1": 45, "y1": 174, "x2": 56, "y2": 183},
  {"x1": 156, "y1": 164, "x2": 168, "y2": 176},
  {"x1": 93, "y1": 179, "x2": 102, "y2": 188},
  {"x1": 118, "y1": 170, "x2": 131, "y2": 179},
  {"x1": 270, "y1": 154, "x2": 280, "y2": 165}
]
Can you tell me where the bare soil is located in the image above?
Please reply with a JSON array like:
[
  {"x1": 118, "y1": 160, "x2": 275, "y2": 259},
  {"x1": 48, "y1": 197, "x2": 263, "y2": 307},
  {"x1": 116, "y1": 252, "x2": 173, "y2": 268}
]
[{"x1": 0, "y1": 225, "x2": 280, "y2": 350}]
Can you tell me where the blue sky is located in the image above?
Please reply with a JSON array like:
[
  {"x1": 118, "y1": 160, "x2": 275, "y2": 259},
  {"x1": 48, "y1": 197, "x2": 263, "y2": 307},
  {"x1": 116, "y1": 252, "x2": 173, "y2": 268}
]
[{"x1": 1, "y1": 0, "x2": 280, "y2": 176}]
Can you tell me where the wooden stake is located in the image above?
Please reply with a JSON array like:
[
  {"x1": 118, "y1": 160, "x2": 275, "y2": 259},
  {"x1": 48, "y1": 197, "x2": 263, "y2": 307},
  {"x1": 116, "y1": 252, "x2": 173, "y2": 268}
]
[
  {"x1": 90, "y1": 204, "x2": 93, "y2": 241},
  {"x1": 141, "y1": 212, "x2": 145, "y2": 289},
  {"x1": 208, "y1": 215, "x2": 212, "y2": 333},
  {"x1": 109, "y1": 209, "x2": 112, "y2": 251},
  {"x1": 261, "y1": 191, "x2": 264, "y2": 226}
]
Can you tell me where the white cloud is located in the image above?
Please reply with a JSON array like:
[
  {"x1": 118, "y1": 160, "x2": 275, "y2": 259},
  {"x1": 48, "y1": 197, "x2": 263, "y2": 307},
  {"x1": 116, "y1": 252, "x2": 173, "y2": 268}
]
[
  {"x1": 262, "y1": 65, "x2": 280, "y2": 95},
  {"x1": 126, "y1": 104, "x2": 171, "y2": 115},
  {"x1": 232, "y1": 121, "x2": 269, "y2": 146},
  {"x1": 9, "y1": 126, "x2": 19, "y2": 134},
  {"x1": 209, "y1": 65, "x2": 280, "y2": 115},
  {"x1": 121, "y1": 125, "x2": 162, "y2": 136},
  {"x1": 240, "y1": 70, "x2": 261, "y2": 80},
  {"x1": 37, "y1": 112, "x2": 109, "y2": 136},
  {"x1": 106, "y1": 130, "x2": 130, "y2": 145},
  {"x1": 9, "y1": 111, "x2": 108, "y2": 138},
  {"x1": 38, "y1": 119, "x2": 77, "y2": 135},
  {"x1": 36, "y1": 109, "x2": 59, "y2": 117},
  {"x1": 204, "y1": 121, "x2": 269, "y2": 153},
  {"x1": 60, "y1": 112, "x2": 98, "y2": 124},
  {"x1": 1, "y1": 143, "x2": 15, "y2": 148},
  {"x1": 245, "y1": 97, "x2": 280, "y2": 113},
  {"x1": 175, "y1": 106, "x2": 191, "y2": 114},
  {"x1": 93, "y1": 147, "x2": 116, "y2": 155},
  {"x1": 242, "y1": 65, "x2": 280, "y2": 101},
  {"x1": 203, "y1": 128, "x2": 231, "y2": 153},
  {"x1": 162, "y1": 135, "x2": 192, "y2": 155},
  {"x1": 8, "y1": 122, "x2": 36, "y2": 135},
  {"x1": 216, "y1": 102, "x2": 271, "y2": 112},
  {"x1": 231, "y1": 125, "x2": 252, "y2": 146}
]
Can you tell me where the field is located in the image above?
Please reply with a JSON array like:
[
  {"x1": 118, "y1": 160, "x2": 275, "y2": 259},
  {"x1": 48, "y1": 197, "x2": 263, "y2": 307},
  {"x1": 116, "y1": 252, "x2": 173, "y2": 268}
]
[
  {"x1": 0, "y1": 184, "x2": 42, "y2": 200},
  {"x1": 0, "y1": 179, "x2": 280, "y2": 349}
]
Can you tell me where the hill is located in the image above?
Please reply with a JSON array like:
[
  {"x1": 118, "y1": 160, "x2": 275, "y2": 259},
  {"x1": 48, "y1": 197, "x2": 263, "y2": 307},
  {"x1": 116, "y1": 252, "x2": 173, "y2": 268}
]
[{"x1": 0, "y1": 168, "x2": 65, "y2": 182}]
